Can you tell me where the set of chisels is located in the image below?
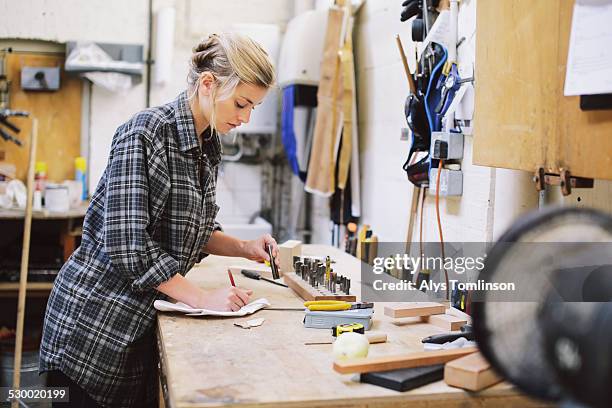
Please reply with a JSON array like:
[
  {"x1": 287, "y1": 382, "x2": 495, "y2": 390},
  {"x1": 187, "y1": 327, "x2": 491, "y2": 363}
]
[{"x1": 292, "y1": 255, "x2": 351, "y2": 295}]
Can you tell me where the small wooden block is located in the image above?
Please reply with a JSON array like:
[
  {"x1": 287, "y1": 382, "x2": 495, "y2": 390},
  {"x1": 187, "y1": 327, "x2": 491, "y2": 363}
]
[
  {"x1": 444, "y1": 352, "x2": 502, "y2": 391},
  {"x1": 282, "y1": 272, "x2": 356, "y2": 302},
  {"x1": 447, "y1": 306, "x2": 472, "y2": 325},
  {"x1": 333, "y1": 347, "x2": 478, "y2": 374},
  {"x1": 422, "y1": 314, "x2": 467, "y2": 331},
  {"x1": 384, "y1": 302, "x2": 446, "y2": 319},
  {"x1": 278, "y1": 240, "x2": 302, "y2": 275}
]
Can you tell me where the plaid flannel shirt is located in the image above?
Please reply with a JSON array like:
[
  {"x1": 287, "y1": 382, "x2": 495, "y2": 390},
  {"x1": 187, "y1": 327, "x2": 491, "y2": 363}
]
[{"x1": 40, "y1": 91, "x2": 222, "y2": 407}]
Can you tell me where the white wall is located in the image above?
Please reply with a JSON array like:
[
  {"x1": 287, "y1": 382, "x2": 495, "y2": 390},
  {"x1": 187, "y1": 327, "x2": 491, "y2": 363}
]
[
  {"x1": 4, "y1": 0, "x2": 610, "y2": 241},
  {"x1": 348, "y1": 0, "x2": 501, "y2": 244},
  {"x1": 149, "y1": 0, "x2": 292, "y2": 223},
  {"x1": 1, "y1": 0, "x2": 293, "y2": 223},
  {"x1": 0, "y1": 0, "x2": 147, "y2": 44},
  {"x1": 336, "y1": 0, "x2": 611, "y2": 248},
  {"x1": 0, "y1": 0, "x2": 149, "y2": 194}
]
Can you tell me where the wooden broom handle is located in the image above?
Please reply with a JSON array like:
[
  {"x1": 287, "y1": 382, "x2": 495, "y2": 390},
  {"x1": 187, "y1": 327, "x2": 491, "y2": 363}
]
[
  {"x1": 12, "y1": 118, "x2": 37, "y2": 408},
  {"x1": 395, "y1": 35, "x2": 416, "y2": 94}
]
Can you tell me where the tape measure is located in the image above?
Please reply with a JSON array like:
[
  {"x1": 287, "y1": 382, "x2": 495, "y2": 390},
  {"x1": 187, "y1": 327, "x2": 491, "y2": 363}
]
[{"x1": 332, "y1": 323, "x2": 365, "y2": 337}]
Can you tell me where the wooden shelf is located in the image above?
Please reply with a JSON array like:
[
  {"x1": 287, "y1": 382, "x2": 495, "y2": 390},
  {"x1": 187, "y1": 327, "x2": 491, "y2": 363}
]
[
  {"x1": 0, "y1": 282, "x2": 54, "y2": 291},
  {"x1": 0, "y1": 204, "x2": 88, "y2": 220}
]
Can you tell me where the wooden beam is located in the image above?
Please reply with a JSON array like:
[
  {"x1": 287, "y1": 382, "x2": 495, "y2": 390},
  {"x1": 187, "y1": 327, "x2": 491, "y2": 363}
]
[
  {"x1": 384, "y1": 302, "x2": 446, "y2": 318},
  {"x1": 422, "y1": 313, "x2": 467, "y2": 331},
  {"x1": 333, "y1": 347, "x2": 478, "y2": 374}
]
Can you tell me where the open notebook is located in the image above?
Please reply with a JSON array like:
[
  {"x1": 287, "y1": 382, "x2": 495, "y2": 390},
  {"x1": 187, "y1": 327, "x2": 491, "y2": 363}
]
[{"x1": 154, "y1": 298, "x2": 270, "y2": 317}]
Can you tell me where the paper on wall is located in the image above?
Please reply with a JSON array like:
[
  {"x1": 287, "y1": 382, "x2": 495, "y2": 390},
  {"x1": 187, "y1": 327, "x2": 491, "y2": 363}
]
[
  {"x1": 418, "y1": 10, "x2": 451, "y2": 56},
  {"x1": 564, "y1": 0, "x2": 612, "y2": 96}
]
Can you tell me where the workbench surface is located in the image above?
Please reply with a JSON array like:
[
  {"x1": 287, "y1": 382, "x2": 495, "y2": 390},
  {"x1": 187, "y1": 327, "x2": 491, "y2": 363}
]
[{"x1": 157, "y1": 245, "x2": 546, "y2": 408}]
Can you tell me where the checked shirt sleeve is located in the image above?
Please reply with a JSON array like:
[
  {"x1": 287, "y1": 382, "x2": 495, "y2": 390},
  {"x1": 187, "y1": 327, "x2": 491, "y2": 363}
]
[{"x1": 103, "y1": 132, "x2": 179, "y2": 292}]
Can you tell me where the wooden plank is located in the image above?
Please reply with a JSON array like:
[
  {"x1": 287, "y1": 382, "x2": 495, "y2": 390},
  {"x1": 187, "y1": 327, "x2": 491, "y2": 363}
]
[
  {"x1": 444, "y1": 352, "x2": 502, "y2": 391},
  {"x1": 473, "y1": 0, "x2": 612, "y2": 180},
  {"x1": 3, "y1": 52, "x2": 82, "y2": 182},
  {"x1": 283, "y1": 272, "x2": 356, "y2": 301},
  {"x1": 278, "y1": 239, "x2": 302, "y2": 274},
  {"x1": 333, "y1": 347, "x2": 478, "y2": 374},
  {"x1": 0, "y1": 203, "x2": 88, "y2": 219},
  {"x1": 422, "y1": 314, "x2": 467, "y2": 331},
  {"x1": 384, "y1": 302, "x2": 446, "y2": 318},
  {"x1": 0, "y1": 282, "x2": 54, "y2": 291},
  {"x1": 304, "y1": 332, "x2": 387, "y2": 345}
]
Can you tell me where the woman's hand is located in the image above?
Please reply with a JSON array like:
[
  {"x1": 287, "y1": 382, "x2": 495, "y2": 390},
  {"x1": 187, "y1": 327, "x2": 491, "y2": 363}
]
[
  {"x1": 197, "y1": 286, "x2": 253, "y2": 312},
  {"x1": 241, "y1": 234, "x2": 280, "y2": 268}
]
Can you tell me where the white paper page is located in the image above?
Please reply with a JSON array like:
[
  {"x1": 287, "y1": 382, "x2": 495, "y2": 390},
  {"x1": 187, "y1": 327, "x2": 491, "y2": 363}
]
[
  {"x1": 418, "y1": 10, "x2": 450, "y2": 56},
  {"x1": 564, "y1": 0, "x2": 612, "y2": 96},
  {"x1": 154, "y1": 298, "x2": 270, "y2": 317}
]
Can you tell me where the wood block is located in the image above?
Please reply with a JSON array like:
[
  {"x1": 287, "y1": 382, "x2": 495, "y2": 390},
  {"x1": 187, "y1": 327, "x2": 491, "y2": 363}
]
[
  {"x1": 333, "y1": 347, "x2": 478, "y2": 374},
  {"x1": 444, "y1": 352, "x2": 502, "y2": 391},
  {"x1": 278, "y1": 240, "x2": 302, "y2": 275},
  {"x1": 422, "y1": 314, "x2": 467, "y2": 331},
  {"x1": 282, "y1": 272, "x2": 356, "y2": 302},
  {"x1": 384, "y1": 302, "x2": 446, "y2": 319},
  {"x1": 447, "y1": 306, "x2": 472, "y2": 325}
]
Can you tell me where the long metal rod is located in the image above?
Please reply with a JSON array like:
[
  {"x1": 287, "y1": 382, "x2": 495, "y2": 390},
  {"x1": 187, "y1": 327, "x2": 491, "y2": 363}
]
[{"x1": 12, "y1": 118, "x2": 37, "y2": 408}]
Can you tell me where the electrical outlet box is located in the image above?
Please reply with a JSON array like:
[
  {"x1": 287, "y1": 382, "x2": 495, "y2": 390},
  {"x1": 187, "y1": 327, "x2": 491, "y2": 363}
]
[
  {"x1": 21, "y1": 67, "x2": 60, "y2": 91},
  {"x1": 429, "y1": 167, "x2": 463, "y2": 196},
  {"x1": 430, "y1": 131, "x2": 464, "y2": 160}
]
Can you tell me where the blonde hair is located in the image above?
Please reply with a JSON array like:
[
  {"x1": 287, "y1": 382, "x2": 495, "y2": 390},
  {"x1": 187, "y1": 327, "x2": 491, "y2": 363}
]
[{"x1": 187, "y1": 33, "x2": 276, "y2": 134}]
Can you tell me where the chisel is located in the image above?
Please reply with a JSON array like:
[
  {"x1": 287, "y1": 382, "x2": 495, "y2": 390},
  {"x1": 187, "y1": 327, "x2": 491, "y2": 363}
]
[{"x1": 241, "y1": 269, "x2": 288, "y2": 288}]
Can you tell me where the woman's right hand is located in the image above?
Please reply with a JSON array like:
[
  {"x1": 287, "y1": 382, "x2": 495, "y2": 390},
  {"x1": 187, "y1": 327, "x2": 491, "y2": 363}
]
[{"x1": 198, "y1": 286, "x2": 253, "y2": 312}]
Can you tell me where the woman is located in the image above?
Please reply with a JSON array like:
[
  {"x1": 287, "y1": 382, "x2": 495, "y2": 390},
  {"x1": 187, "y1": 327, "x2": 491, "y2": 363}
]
[{"x1": 40, "y1": 33, "x2": 279, "y2": 407}]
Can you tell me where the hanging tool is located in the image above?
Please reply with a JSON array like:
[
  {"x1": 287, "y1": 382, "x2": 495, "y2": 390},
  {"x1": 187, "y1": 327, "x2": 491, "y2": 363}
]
[
  {"x1": 0, "y1": 109, "x2": 28, "y2": 147},
  {"x1": 240, "y1": 269, "x2": 289, "y2": 288}
]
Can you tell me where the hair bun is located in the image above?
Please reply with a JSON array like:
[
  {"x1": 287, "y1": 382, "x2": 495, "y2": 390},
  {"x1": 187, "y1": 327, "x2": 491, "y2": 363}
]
[{"x1": 192, "y1": 33, "x2": 219, "y2": 53}]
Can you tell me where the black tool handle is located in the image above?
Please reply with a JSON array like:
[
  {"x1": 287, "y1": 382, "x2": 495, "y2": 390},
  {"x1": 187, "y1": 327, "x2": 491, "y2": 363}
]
[
  {"x1": 421, "y1": 331, "x2": 475, "y2": 344},
  {"x1": 0, "y1": 116, "x2": 20, "y2": 133},
  {"x1": 241, "y1": 269, "x2": 262, "y2": 280}
]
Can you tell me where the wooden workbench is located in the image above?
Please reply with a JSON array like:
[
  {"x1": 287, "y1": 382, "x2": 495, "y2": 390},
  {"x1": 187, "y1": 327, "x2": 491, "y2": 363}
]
[{"x1": 157, "y1": 245, "x2": 547, "y2": 408}]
